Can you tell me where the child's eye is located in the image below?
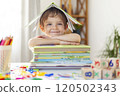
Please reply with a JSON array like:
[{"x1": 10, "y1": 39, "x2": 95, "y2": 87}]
[
  {"x1": 47, "y1": 24, "x2": 52, "y2": 26},
  {"x1": 58, "y1": 23, "x2": 63, "y2": 25}
]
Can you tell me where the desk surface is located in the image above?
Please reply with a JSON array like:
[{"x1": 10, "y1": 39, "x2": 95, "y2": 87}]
[
  {"x1": 1, "y1": 63, "x2": 118, "y2": 80},
  {"x1": 9, "y1": 63, "x2": 84, "y2": 80}
]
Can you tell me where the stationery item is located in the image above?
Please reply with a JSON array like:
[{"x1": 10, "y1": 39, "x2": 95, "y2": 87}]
[
  {"x1": 9, "y1": 37, "x2": 13, "y2": 45},
  {"x1": 0, "y1": 46, "x2": 12, "y2": 74},
  {"x1": 0, "y1": 40, "x2": 5, "y2": 45},
  {"x1": 0, "y1": 39, "x2": 2, "y2": 45},
  {"x1": 0, "y1": 36, "x2": 13, "y2": 46},
  {"x1": 4, "y1": 38, "x2": 10, "y2": 45},
  {"x1": 0, "y1": 36, "x2": 13, "y2": 74}
]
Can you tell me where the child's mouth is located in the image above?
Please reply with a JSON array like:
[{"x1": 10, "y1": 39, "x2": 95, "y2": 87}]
[{"x1": 50, "y1": 30, "x2": 60, "y2": 33}]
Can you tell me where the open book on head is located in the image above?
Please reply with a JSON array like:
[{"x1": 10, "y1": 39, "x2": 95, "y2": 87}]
[{"x1": 26, "y1": 2, "x2": 82, "y2": 32}]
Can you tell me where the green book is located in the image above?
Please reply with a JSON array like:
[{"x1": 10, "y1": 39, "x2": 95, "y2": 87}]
[
  {"x1": 34, "y1": 45, "x2": 90, "y2": 48},
  {"x1": 33, "y1": 45, "x2": 90, "y2": 53}
]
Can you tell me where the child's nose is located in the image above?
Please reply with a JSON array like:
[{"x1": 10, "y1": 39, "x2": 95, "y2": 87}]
[{"x1": 52, "y1": 25, "x2": 57, "y2": 29}]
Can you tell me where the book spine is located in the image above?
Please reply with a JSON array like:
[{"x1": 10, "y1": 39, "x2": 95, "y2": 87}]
[
  {"x1": 34, "y1": 51, "x2": 90, "y2": 54},
  {"x1": 33, "y1": 59, "x2": 92, "y2": 64},
  {"x1": 34, "y1": 53, "x2": 90, "y2": 57}
]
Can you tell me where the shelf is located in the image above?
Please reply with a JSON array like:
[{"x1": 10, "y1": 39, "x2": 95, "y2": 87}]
[
  {"x1": 72, "y1": 15, "x2": 86, "y2": 18},
  {"x1": 60, "y1": 0, "x2": 88, "y2": 45}
]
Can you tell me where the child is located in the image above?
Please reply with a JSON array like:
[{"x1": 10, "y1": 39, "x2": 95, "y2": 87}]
[{"x1": 28, "y1": 6, "x2": 81, "y2": 49}]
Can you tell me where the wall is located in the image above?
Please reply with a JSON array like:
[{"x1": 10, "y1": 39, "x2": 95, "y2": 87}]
[
  {"x1": 88, "y1": 0, "x2": 120, "y2": 60},
  {"x1": 25, "y1": 0, "x2": 120, "y2": 61},
  {"x1": 0, "y1": 0, "x2": 21, "y2": 62}
]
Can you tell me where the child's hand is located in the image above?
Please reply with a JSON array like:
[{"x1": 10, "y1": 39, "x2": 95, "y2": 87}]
[
  {"x1": 70, "y1": 42, "x2": 80, "y2": 45},
  {"x1": 60, "y1": 41, "x2": 71, "y2": 45},
  {"x1": 60, "y1": 41, "x2": 80, "y2": 45}
]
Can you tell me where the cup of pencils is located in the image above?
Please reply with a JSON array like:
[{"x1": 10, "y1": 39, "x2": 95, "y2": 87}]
[{"x1": 0, "y1": 36, "x2": 13, "y2": 74}]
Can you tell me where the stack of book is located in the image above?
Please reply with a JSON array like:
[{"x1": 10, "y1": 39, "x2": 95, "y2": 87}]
[{"x1": 30, "y1": 45, "x2": 92, "y2": 69}]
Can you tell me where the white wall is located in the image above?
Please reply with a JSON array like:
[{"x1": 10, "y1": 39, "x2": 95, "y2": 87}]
[
  {"x1": 0, "y1": 0, "x2": 21, "y2": 62},
  {"x1": 40, "y1": 0, "x2": 120, "y2": 60},
  {"x1": 88, "y1": 0, "x2": 120, "y2": 60}
]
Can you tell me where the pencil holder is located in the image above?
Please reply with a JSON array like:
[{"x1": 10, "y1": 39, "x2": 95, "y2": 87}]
[{"x1": 0, "y1": 46, "x2": 12, "y2": 74}]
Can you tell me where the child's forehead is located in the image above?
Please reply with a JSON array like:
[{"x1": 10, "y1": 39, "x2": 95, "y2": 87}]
[{"x1": 48, "y1": 13, "x2": 63, "y2": 18}]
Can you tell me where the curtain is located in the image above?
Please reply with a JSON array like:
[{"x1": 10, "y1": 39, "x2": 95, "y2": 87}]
[
  {"x1": 21, "y1": 0, "x2": 42, "y2": 62},
  {"x1": 21, "y1": 0, "x2": 60, "y2": 62}
]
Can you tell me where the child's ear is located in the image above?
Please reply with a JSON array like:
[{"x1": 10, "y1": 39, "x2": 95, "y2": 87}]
[
  {"x1": 65, "y1": 25, "x2": 68, "y2": 30},
  {"x1": 40, "y1": 25, "x2": 44, "y2": 32}
]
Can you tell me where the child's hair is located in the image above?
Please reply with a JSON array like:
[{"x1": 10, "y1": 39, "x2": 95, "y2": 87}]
[{"x1": 40, "y1": 7, "x2": 68, "y2": 28}]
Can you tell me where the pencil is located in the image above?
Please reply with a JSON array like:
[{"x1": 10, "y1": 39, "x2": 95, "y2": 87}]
[
  {"x1": 0, "y1": 39, "x2": 5, "y2": 45},
  {"x1": 10, "y1": 37, "x2": 13, "y2": 45},
  {"x1": 4, "y1": 39, "x2": 10, "y2": 45},
  {"x1": 0, "y1": 40, "x2": 2, "y2": 45}
]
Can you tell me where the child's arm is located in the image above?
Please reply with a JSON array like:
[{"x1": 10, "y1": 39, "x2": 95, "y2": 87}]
[
  {"x1": 28, "y1": 33, "x2": 81, "y2": 49},
  {"x1": 51, "y1": 33, "x2": 81, "y2": 43},
  {"x1": 28, "y1": 37, "x2": 60, "y2": 48}
]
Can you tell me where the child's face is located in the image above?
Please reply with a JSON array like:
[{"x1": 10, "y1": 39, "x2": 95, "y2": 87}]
[{"x1": 41, "y1": 15, "x2": 67, "y2": 37}]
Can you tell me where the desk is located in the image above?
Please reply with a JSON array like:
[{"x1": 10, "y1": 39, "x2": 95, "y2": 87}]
[
  {"x1": 2, "y1": 63, "x2": 118, "y2": 80},
  {"x1": 9, "y1": 63, "x2": 84, "y2": 80}
]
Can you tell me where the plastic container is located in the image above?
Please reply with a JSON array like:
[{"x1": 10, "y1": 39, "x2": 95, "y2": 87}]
[{"x1": 0, "y1": 46, "x2": 12, "y2": 74}]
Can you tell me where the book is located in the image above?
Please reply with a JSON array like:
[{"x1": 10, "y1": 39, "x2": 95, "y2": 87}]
[
  {"x1": 34, "y1": 51, "x2": 90, "y2": 54},
  {"x1": 30, "y1": 45, "x2": 92, "y2": 69},
  {"x1": 26, "y1": 3, "x2": 82, "y2": 32},
  {"x1": 29, "y1": 65, "x2": 91, "y2": 70},
  {"x1": 30, "y1": 62, "x2": 92, "y2": 67},
  {"x1": 34, "y1": 52, "x2": 90, "y2": 56},
  {"x1": 33, "y1": 45, "x2": 90, "y2": 53}
]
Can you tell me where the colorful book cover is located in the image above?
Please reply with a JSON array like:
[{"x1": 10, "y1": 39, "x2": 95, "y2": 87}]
[{"x1": 34, "y1": 45, "x2": 90, "y2": 49}]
